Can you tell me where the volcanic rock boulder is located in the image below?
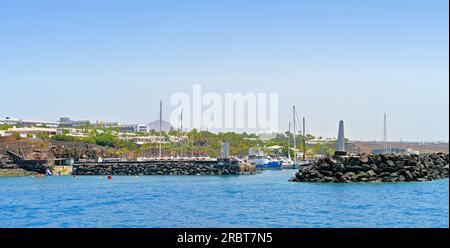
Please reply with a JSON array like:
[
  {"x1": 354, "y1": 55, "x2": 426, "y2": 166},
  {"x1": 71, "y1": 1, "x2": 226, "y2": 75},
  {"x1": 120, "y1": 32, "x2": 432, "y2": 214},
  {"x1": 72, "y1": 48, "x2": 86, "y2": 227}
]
[{"x1": 0, "y1": 153, "x2": 18, "y2": 169}]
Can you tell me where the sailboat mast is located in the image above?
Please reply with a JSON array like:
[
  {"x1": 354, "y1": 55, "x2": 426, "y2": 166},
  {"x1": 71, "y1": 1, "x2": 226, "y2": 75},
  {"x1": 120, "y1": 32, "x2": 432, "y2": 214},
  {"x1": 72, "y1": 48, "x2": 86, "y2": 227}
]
[
  {"x1": 302, "y1": 117, "x2": 306, "y2": 161},
  {"x1": 288, "y1": 122, "x2": 291, "y2": 160},
  {"x1": 180, "y1": 109, "x2": 183, "y2": 158},
  {"x1": 383, "y1": 112, "x2": 387, "y2": 154},
  {"x1": 292, "y1": 106, "x2": 297, "y2": 161},
  {"x1": 159, "y1": 100, "x2": 162, "y2": 158},
  {"x1": 180, "y1": 109, "x2": 183, "y2": 133}
]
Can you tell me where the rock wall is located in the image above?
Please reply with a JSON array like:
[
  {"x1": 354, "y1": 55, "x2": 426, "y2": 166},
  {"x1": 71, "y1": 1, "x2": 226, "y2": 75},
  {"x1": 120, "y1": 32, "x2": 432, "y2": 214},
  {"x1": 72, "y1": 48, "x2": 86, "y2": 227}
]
[
  {"x1": 48, "y1": 141, "x2": 108, "y2": 160},
  {"x1": 290, "y1": 153, "x2": 449, "y2": 183},
  {"x1": 0, "y1": 137, "x2": 108, "y2": 160},
  {"x1": 0, "y1": 153, "x2": 18, "y2": 169},
  {"x1": 73, "y1": 161, "x2": 243, "y2": 176}
]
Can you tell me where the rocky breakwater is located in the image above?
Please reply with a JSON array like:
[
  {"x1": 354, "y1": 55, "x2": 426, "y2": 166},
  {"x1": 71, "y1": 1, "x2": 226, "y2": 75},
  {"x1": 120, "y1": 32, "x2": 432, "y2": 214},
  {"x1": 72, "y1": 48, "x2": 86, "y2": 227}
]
[
  {"x1": 73, "y1": 160, "x2": 244, "y2": 176},
  {"x1": 290, "y1": 153, "x2": 449, "y2": 183}
]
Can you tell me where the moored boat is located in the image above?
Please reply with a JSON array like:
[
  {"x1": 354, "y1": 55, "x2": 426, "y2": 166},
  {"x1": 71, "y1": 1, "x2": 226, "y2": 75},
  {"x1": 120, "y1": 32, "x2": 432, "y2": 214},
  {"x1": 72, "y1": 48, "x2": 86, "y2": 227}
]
[{"x1": 249, "y1": 154, "x2": 282, "y2": 170}]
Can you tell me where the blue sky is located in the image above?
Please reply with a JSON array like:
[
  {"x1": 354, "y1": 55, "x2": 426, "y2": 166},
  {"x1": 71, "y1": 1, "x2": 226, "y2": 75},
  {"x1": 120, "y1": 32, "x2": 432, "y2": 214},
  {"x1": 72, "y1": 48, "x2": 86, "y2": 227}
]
[{"x1": 0, "y1": 0, "x2": 448, "y2": 141}]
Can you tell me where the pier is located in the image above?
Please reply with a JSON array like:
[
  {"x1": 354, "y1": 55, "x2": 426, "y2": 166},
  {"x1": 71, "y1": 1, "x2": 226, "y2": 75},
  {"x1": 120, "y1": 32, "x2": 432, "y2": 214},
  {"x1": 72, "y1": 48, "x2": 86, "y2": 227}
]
[{"x1": 73, "y1": 158, "x2": 255, "y2": 176}]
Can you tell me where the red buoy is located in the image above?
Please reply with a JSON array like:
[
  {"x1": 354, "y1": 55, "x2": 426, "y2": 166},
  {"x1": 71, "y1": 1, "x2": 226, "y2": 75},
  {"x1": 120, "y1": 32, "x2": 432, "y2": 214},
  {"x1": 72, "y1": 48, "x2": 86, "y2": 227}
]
[{"x1": 107, "y1": 175, "x2": 112, "y2": 180}]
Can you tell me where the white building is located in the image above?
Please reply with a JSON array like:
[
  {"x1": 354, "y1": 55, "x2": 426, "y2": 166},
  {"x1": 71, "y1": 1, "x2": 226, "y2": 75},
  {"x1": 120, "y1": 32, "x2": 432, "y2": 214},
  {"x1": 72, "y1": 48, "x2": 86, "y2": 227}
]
[
  {"x1": 0, "y1": 117, "x2": 59, "y2": 128},
  {"x1": 102, "y1": 122, "x2": 119, "y2": 129},
  {"x1": 119, "y1": 124, "x2": 149, "y2": 133},
  {"x1": 0, "y1": 130, "x2": 10, "y2": 137},
  {"x1": 137, "y1": 124, "x2": 149, "y2": 133},
  {"x1": 120, "y1": 135, "x2": 166, "y2": 145},
  {"x1": 58, "y1": 117, "x2": 90, "y2": 127},
  {"x1": 6, "y1": 127, "x2": 57, "y2": 138},
  {"x1": 168, "y1": 135, "x2": 189, "y2": 143},
  {"x1": 306, "y1": 137, "x2": 336, "y2": 145},
  {"x1": 56, "y1": 128, "x2": 88, "y2": 138}
]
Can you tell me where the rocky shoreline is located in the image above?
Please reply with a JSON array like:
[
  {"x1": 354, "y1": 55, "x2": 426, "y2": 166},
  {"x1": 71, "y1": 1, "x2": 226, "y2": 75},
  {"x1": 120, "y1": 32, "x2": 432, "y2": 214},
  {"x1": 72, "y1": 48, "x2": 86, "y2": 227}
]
[
  {"x1": 290, "y1": 153, "x2": 449, "y2": 183},
  {"x1": 0, "y1": 152, "x2": 22, "y2": 174},
  {"x1": 0, "y1": 168, "x2": 35, "y2": 177},
  {"x1": 0, "y1": 153, "x2": 16, "y2": 168}
]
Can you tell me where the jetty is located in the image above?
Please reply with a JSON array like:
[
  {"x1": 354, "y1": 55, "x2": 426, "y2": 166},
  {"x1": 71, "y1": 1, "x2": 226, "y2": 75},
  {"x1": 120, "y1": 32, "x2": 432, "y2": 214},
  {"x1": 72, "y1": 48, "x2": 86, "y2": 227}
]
[{"x1": 73, "y1": 158, "x2": 255, "y2": 176}]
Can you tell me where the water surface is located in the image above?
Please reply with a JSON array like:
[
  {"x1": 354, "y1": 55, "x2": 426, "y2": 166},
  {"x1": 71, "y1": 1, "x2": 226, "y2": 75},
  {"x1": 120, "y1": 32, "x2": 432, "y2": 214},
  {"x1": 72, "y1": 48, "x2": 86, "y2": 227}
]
[{"x1": 0, "y1": 170, "x2": 448, "y2": 227}]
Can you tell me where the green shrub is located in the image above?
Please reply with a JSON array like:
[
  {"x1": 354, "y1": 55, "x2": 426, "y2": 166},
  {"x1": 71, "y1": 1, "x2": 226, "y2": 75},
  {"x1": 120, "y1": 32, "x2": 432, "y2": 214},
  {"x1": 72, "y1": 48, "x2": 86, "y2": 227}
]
[
  {"x1": 95, "y1": 133, "x2": 116, "y2": 147},
  {"x1": 0, "y1": 124, "x2": 12, "y2": 130}
]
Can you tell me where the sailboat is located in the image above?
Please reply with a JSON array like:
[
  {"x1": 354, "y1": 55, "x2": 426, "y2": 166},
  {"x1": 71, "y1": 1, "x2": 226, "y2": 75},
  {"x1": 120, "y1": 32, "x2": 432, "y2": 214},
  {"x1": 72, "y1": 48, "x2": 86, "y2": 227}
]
[
  {"x1": 282, "y1": 106, "x2": 310, "y2": 169},
  {"x1": 281, "y1": 122, "x2": 296, "y2": 169}
]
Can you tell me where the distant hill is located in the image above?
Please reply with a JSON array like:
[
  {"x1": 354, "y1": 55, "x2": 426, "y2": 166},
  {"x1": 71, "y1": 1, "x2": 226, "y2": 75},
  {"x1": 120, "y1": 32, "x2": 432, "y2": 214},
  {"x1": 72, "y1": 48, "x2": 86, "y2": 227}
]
[{"x1": 147, "y1": 120, "x2": 174, "y2": 132}]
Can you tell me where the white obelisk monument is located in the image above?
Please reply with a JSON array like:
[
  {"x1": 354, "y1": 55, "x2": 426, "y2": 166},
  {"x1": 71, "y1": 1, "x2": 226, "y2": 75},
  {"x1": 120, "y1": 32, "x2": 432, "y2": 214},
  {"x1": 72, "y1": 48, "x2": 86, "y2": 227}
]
[{"x1": 334, "y1": 120, "x2": 347, "y2": 156}]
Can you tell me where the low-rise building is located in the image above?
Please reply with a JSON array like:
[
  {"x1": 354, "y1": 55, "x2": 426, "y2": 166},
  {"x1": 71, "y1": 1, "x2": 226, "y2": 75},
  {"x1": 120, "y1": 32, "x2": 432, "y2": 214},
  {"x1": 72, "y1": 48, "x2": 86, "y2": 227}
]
[
  {"x1": 371, "y1": 147, "x2": 419, "y2": 155},
  {"x1": 59, "y1": 117, "x2": 90, "y2": 127},
  {"x1": 119, "y1": 124, "x2": 138, "y2": 133},
  {"x1": 168, "y1": 135, "x2": 189, "y2": 143},
  {"x1": 56, "y1": 128, "x2": 88, "y2": 137},
  {"x1": 0, "y1": 130, "x2": 11, "y2": 137},
  {"x1": 7, "y1": 127, "x2": 57, "y2": 138},
  {"x1": 137, "y1": 124, "x2": 149, "y2": 133},
  {"x1": 102, "y1": 122, "x2": 119, "y2": 129},
  {"x1": 120, "y1": 135, "x2": 167, "y2": 145},
  {"x1": 119, "y1": 124, "x2": 149, "y2": 133},
  {"x1": 0, "y1": 117, "x2": 59, "y2": 128},
  {"x1": 306, "y1": 137, "x2": 336, "y2": 145}
]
